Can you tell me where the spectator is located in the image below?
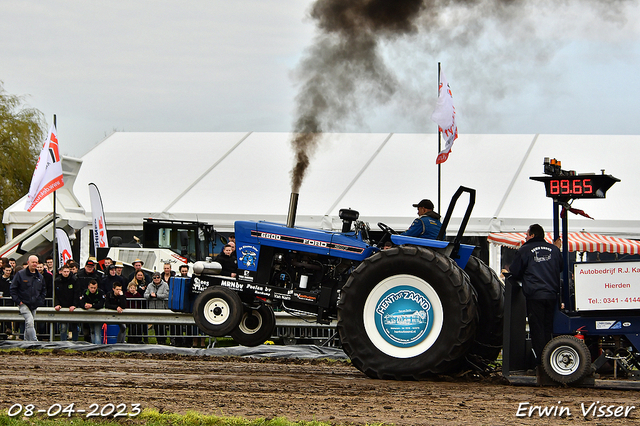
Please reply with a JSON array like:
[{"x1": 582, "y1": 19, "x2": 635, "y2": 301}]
[
  {"x1": 8, "y1": 258, "x2": 17, "y2": 272},
  {"x1": 78, "y1": 279, "x2": 106, "y2": 344},
  {"x1": 161, "y1": 262, "x2": 175, "y2": 285},
  {"x1": 76, "y1": 258, "x2": 103, "y2": 341},
  {"x1": 76, "y1": 258, "x2": 102, "y2": 291},
  {"x1": 67, "y1": 260, "x2": 79, "y2": 278},
  {"x1": 145, "y1": 272, "x2": 170, "y2": 344},
  {"x1": 53, "y1": 265, "x2": 79, "y2": 341},
  {"x1": 178, "y1": 264, "x2": 189, "y2": 278},
  {"x1": 216, "y1": 244, "x2": 237, "y2": 277},
  {"x1": 102, "y1": 265, "x2": 126, "y2": 295},
  {"x1": 0, "y1": 264, "x2": 11, "y2": 297},
  {"x1": 45, "y1": 256, "x2": 55, "y2": 274},
  {"x1": 125, "y1": 281, "x2": 144, "y2": 343},
  {"x1": 102, "y1": 257, "x2": 113, "y2": 271},
  {"x1": 114, "y1": 261, "x2": 125, "y2": 277},
  {"x1": 36, "y1": 261, "x2": 53, "y2": 304},
  {"x1": 132, "y1": 270, "x2": 148, "y2": 297},
  {"x1": 382, "y1": 241, "x2": 394, "y2": 250},
  {"x1": 10, "y1": 255, "x2": 46, "y2": 341},
  {"x1": 105, "y1": 282, "x2": 127, "y2": 343},
  {"x1": 128, "y1": 259, "x2": 151, "y2": 284},
  {"x1": 1, "y1": 264, "x2": 13, "y2": 337}
]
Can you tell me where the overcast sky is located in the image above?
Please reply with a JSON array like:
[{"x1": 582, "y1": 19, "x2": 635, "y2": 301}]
[{"x1": 2, "y1": 1, "x2": 639, "y2": 158}]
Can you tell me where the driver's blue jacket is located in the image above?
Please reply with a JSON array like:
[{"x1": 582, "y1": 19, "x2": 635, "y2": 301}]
[{"x1": 402, "y1": 213, "x2": 442, "y2": 239}]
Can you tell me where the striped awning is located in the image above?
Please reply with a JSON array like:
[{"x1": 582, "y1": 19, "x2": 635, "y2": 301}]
[{"x1": 487, "y1": 232, "x2": 640, "y2": 255}]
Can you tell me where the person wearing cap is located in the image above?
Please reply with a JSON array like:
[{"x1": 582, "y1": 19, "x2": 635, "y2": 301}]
[
  {"x1": 76, "y1": 258, "x2": 103, "y2": 342},
  {"x1": 76, "y1": 258, "x2": 103, "y2": 291},
  {"x1": 128, "y1": 259, "x2": 151, "y2": 284},
  {"x1": 402, "y1": 199, "x2": 442, "y2": 240}
]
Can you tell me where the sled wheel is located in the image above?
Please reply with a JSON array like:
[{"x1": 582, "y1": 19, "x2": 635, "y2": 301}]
[
  {"x1": 230, "y1": 304, "x2": 276, "y2": 346},
  {"x1": 464, "y1": 255, "x2": 505, "y2": 362},
  {"x1": 542, "y1": 335, "x2": 592, "y2": 384},
  {"x1": 338, "y1": 245, "x2": 478, "y2": 380},
  {"x1": 193, "y1": 286, "x2": 243, "y2": 336}
]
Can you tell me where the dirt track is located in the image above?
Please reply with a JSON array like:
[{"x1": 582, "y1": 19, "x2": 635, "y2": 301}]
[{"x1": 1, "y1": 351, "x2": 639, "y2": 425}]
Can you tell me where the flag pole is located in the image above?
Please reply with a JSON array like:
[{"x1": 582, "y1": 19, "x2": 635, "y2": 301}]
[
  {"x1": 437, "y1": 62, "x2": 442, "y2": 213},
  {"x1": 51, "y1": 114, "x2": 58, "y2": 310}
]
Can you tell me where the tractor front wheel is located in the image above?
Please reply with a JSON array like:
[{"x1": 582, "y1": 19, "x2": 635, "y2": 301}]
[
  {"x1": 193, "y1": 286, "x2": 243, "y2": 336},
  {"x1": 230, "y1": 304, "x2": 276, "y2": 346}
]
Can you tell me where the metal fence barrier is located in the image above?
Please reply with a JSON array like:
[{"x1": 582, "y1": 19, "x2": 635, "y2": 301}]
[{"x1": 0, "y1": 298, "x2": 338, "y2": 346}]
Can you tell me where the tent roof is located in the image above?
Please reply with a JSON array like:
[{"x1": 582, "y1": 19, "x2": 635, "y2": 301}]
[
  {"x1": 488, "y1": 232, "x2": 640, "y2": 255},
  {"x1": 5, "y1": 132, "x2": 640, "y2": 237}
]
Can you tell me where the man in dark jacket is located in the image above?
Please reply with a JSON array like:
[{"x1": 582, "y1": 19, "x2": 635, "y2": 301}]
[
  {"x1": 10, "y1": 255, "x2": 46, "y2": 341},
  {"x1": 216, "y1": 245, "x2": 237, "y2": 277},
  {"x1": 105, "y1": 282, "x2": 127, "y2": 343},
  {"x1": 509, "y1": 224, "x2": 563, "y2": 376},
  {"x1": 76, "y1": 258, "x2": 102, "y2": 291},
  {"x1": 54, "y1": 264, "x2": 79, "y2": 341},
  {"x1": 78, "y1": 279, "x2": 106, "y2": 344}
]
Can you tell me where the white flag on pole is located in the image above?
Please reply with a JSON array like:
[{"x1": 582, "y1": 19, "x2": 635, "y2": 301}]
[
  {"x1": 431, "y1": 69, "x2": 458, "y2": 164},
  {"x1": 24, "y1": 124, "x2": 64, "y2": 211},
  {"x1": 56, "y1": 228, "x2": 73, "y2": 268},
  {"x1": 89, "y1": 183, "x2": 109, "y2": 249}
]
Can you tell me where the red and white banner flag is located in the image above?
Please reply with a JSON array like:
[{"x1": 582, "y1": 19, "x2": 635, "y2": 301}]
[
  {"x1": 431, "y1": 69, "x2": 458, "y2": 164},
  {"x1": 89, "y1": 183, "x2": 109, "y2": 249},
  {"x1": 24, "y1": 124, "x2": 64, "y2": 211},
  {"x1": 56, "y1": 228, "x2": 73, "y2": 268}
]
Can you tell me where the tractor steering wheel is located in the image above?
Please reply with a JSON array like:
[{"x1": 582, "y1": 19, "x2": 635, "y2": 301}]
[
  {"x1": 376, "y1": 222, "x2": 398, "y2": 247},
  {"x1": 378, "y1": 222, "x2": 398, "y2": 235}
]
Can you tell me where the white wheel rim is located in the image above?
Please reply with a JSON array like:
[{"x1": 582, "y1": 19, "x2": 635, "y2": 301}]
[
  {"x1": 550, "y1": 346, "x2": 580, "y2": 375},
  {"x1": 237, "y1": 311, "x2": 263, "y2": 335},
  {"x1": 363, "y1": 274, "x2": 444, "y2": 359},
  {"x1": 203, "y1": 297, "x2": 232, "y2": 326}
]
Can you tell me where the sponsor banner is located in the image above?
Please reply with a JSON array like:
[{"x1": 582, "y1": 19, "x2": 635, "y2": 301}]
[
  {"x1": 88, "y1": 183, "x2": 108, "y2": 248},
  {"x1": 574, "y1": 262, "x2": 640, "y2": 311},
  {"x1": 56, "y1": 228, "x2": 73, "y2": 268},
  {"x1": 25, "y1": 124, "x2": 64, "y2": 211}
]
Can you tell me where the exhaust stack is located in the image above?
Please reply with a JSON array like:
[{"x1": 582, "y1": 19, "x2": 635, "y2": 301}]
[{"x1": 286, "y1": 193, "x2": 299, "y2": 228}]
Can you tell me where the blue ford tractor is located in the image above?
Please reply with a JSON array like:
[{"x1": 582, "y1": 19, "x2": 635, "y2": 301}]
[{"x1": 190, "y1": 187, "x2": 504, "y2": 379}]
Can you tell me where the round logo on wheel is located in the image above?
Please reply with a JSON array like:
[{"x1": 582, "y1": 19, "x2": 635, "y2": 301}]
[{"x1": 374, "y1": 285, "x2": 434, "y2": 347}]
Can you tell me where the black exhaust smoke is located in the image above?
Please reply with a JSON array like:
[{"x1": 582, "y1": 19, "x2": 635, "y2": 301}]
[
  {"x1": 288, "y1": 0, "x2": 630, "y2": 194},
  {"x1": 286, "y1": 192, "x2": 299, "y2": 228}
]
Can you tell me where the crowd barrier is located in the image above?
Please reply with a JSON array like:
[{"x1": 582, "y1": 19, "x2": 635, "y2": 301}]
[{"x1": 0, "y1": 298, "x2": 339, "y2": 347}]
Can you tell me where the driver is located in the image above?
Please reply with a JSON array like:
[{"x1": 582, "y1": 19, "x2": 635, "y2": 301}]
[{"x1": 402, "y1": 199, "x2": 442, "y2": 239}]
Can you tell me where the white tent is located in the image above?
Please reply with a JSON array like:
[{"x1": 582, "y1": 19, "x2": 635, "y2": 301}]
[{"x1": 4, "y1": 132, "x2": 640, "y2": 270}]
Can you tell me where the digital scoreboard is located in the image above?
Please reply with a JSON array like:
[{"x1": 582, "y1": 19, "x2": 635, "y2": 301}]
[{"x1": 530, "y1": 174, "x2": 620, "y2": 200}]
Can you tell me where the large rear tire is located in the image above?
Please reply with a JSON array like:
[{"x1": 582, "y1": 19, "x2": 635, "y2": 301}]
[
  {"x1": 542, "y1": 335, "x2": 592, "y2": 384},
  {"x1": 230, "y1": 304, "x2": 276, "y2": 346},
  {"x1": 193, "y1": 286, "x2": 243, "y2": 336},
  {"x1": 464, "y1": 255, "x2": 504, "y2": 362},
  {"x1": 337, "y1": 245, "x2": 478, "y2": 380}
]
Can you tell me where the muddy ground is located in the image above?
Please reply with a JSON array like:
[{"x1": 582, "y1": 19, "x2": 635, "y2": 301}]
[{"x1": 1, "y1": 351, "x2": 639, "y2": 425}]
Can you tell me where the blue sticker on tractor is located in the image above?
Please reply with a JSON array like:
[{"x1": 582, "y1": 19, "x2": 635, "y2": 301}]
[
  {"x1": 238, "y1": 245, "x2": 259, "y2": 271},
  {"x1": 375, "y1": 285, "x2": 434, "y2": 347}
]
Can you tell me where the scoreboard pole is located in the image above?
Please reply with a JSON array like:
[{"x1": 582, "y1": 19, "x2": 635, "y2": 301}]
[{"x1": 532, "y1": 158, "x2": 619, "y2": 313}]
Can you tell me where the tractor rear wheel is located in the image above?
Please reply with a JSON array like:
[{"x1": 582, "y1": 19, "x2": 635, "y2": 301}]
[
  {"x1": 193, "y1": 286, "x2": 243, "y2": 336},
  {"x1": 230, "y1": 304, "x2": 276, "y2": 346},
  {"x1": 338, "y1": 245, "x2": 478, "y2": 380},
  {"x1": 542, "y1": 335, "x2": 592, "y2": 384},
  {"x1": 464, "y1": 255, "x2": 504, "y2": 362}
]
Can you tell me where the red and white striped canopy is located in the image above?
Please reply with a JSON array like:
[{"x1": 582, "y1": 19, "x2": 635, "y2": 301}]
[{"x1": 487, "y1": 232, "x2": 640, "y2": 255}]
